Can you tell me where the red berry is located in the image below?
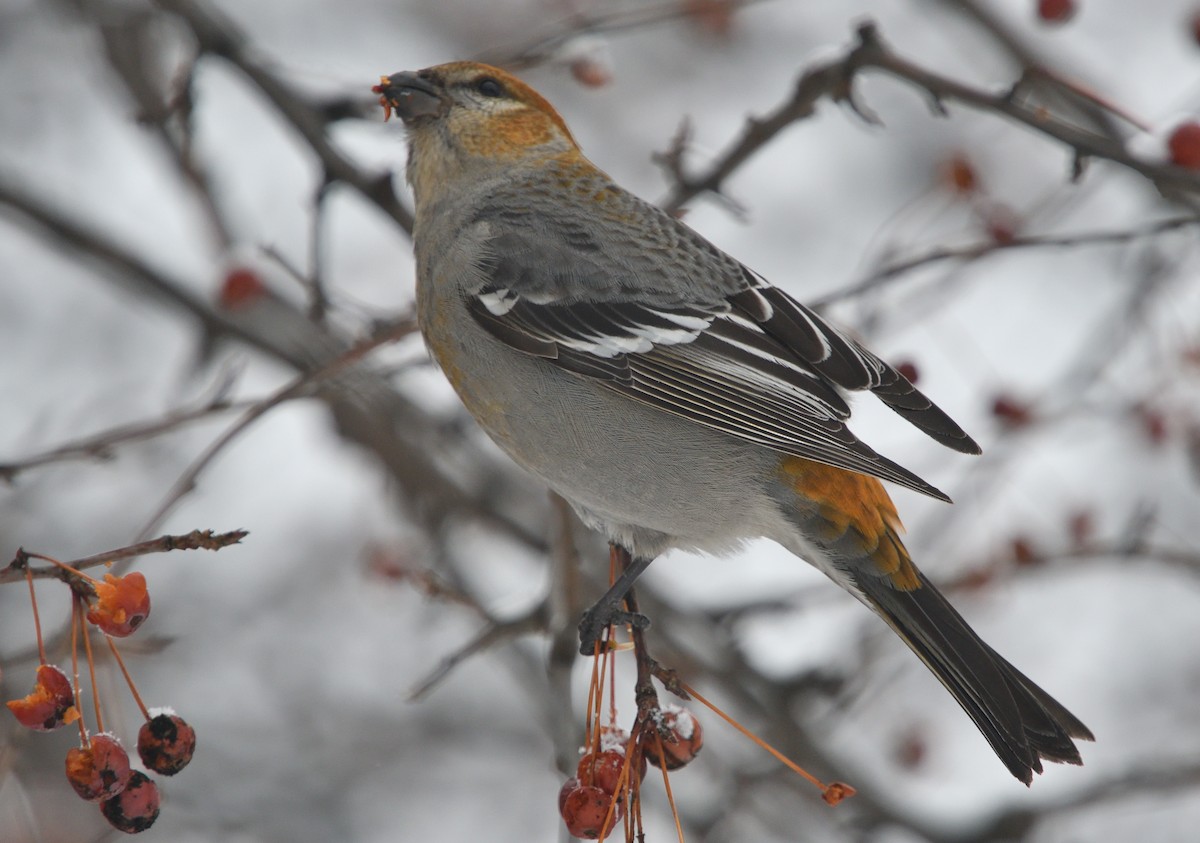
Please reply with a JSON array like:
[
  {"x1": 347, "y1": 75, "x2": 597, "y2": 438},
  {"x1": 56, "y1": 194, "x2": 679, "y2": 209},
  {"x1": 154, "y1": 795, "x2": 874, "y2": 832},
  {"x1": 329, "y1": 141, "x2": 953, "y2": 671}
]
[
  {"x1": 577, "y1": 749, "x2": 627, "y2": 795},
  {"x1": 1168, "y1": 122, "x2": 1200, "y2": 169},
  {"x1": 138, "y1": 712, "x2": 196, "y2": 775},
  {"x1": 978, "y1": 202, "x2": 1020, "y2": 246},
  {"x1": 66, "y1": 734, "x2": 133, "y2": 801},
  {"x1": 943, "y1": 153, "x2": 978, "y2": 195},
  {"x1": 822, "y1": 781, "x2": 857, "y2": 806},
  {"x1": 560, "y1": 784, "x2": 620, "y2": 840},
  {"x1": 219, "y1": 267, "x2": 267, "y2": 310},
  {"x1": 1139, "y1": 406, "x2": 1169, "y2": 445},
  {"x1": 991, "y1": 394, "x2": 1033, "y2": 428},
  {"x1": 570, "y1": 58, "x2": 611, "y2": 88},
  {"x1": 1191, "y1": 12, "x2": 1200, "y2": 48},
  {"x1": 86, "y1": 572, "x2": 151, "y2": 637},
  {"x1": 558, "y1": 776, "x2": 580, "y2": 814},
  {"x1": 1067, "y1": 510, "x2": 1094, "y2": 548},
  {"x1": 645, "y1": 704, "x2": 703, "y2": 771},
  {"x1": 1037, "y1": 0, "x2": 1076, "y2": 24},
  {"x1": 985, "y1": 217, "x2": 1017, "y2": 245},
  {"x1": 6, "y1": 664, "x2": 78, "y2": 731},
  {"x1": 99, "y1": 773, "x2": 160, "y2": 840},
  {"x1": 894, "y1": 361, "x2": 920, "y2": 385},
  {"x1": 100, "y1": 770, "x2": 160, "y2": 834},
  {"x1": 959, "y1": 565, "x2": 996, "y2": 591},
  {"x1": 1011, "y1": 536, "x2": 1040, "y2": 567},
  {"x1": 894, "y1": 726, "x2": 927, "y2": 770},
  {"x1": 682, "y1": 0, "x2": 738, "y2": 37}
]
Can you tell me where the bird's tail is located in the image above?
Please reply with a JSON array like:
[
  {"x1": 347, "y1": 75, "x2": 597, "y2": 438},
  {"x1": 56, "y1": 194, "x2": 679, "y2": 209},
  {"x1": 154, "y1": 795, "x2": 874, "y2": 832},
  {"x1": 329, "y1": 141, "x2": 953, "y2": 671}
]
[
  {"x1": 851, "y1": 565, "x2": 1094, "y2": 784},
  {"x1": 775, "y1": 455, "x2": 1093, "y2": 783}
]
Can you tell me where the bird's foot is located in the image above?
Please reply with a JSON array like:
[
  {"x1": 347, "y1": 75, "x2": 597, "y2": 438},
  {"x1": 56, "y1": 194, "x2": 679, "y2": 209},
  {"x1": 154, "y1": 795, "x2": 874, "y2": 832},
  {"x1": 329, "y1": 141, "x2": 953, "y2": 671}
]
[{"x1": 577, "y1": 603, "x2": 650, "y2": 656}]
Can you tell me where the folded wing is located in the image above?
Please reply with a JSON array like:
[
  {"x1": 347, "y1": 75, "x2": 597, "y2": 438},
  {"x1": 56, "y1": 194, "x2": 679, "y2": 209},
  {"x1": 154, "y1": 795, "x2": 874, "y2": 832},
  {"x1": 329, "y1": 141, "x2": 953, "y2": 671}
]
[{"x1": 468, "y1": 255, "x2": 979, "y2": 501}]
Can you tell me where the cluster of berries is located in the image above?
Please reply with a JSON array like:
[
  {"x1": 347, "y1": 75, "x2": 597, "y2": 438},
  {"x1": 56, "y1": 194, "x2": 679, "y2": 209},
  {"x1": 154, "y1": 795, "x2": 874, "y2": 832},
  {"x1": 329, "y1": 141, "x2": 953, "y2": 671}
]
[
  {"x1": 558, "y1": 704, "x2": 703, "y2": 840},
  {"x1": 6, "y1": 560, "x2": 195, "y2": 834}
]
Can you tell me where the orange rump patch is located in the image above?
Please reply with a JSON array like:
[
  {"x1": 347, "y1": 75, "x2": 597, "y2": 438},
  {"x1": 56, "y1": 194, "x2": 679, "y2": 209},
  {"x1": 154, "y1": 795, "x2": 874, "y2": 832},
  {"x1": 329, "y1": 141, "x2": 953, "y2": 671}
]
[{"x1": 778, "y1": 456, "x2": 920, "y2": 591}]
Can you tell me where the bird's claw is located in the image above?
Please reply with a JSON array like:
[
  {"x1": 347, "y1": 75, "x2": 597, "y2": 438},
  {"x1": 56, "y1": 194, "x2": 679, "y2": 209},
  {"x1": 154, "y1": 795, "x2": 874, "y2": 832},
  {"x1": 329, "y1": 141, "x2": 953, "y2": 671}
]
[{"x1": 577, "y1": 606, "x2": 650, "y2": 655}]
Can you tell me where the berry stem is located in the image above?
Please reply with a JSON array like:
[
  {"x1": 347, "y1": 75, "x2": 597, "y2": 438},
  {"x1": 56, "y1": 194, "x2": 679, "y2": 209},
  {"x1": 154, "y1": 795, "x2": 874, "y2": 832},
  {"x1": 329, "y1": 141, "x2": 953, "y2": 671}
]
[
  {"x1": 80, "y1": 600, "x2": 104, "y2": 734},
  {"x1": 651, "y1": 735, "x2": 686, "y2": 843},
  {"x1": 585, "y1": 637, "x2": 607, "y2": 753},
  {"x1": 70, "y1": 597, "x2": 88, "y2": 745},
  {"x1": 105, "y1": 634, "x2": 151, "y2": 721},
  {"x1": 24, "y1": 561, "x2": 47, "y2": 665},
  {"x1": 679, "y1": 680, "x2": 851, "y2": 803},
  {"x1": 606, "y1": 546, "x2": 620, "y2": 726},
  {"x1": 25, "y1": 551, "x2": 101, "y2": 587}
]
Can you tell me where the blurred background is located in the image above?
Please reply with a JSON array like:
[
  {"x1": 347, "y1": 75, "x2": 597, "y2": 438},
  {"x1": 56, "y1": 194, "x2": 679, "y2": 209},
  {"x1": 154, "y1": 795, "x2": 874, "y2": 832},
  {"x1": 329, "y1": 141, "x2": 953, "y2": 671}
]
[{"x1": 2, "y1": 0, "x2": 1200, "y2": 840}]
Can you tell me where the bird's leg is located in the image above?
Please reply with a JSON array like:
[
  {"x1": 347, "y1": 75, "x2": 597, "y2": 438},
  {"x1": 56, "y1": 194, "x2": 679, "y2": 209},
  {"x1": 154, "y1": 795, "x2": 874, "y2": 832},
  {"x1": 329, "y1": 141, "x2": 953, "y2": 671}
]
[
  {"x1": 614, "y1": 551, "x2": 691, "y2": 739},
  {"x1": 576, "y1": 544, "x2": 653, "y2": 656}
]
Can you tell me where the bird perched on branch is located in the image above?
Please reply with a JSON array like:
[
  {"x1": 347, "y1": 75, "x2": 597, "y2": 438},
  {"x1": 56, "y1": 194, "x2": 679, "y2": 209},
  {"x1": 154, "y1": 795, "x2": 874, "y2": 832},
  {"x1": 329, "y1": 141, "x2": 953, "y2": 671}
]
[{"x1": 375, "y1": 61, "x2": 1092, "y2": 784}]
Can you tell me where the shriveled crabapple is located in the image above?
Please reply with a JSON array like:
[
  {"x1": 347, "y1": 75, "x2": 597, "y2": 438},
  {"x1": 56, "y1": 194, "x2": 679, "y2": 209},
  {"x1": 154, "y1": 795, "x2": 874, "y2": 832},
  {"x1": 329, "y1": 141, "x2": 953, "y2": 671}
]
[
  {"x1": 596, "y1": 727, "x2": 642, "y2": 767},
  {"x1": 100, "y1": 770, "x2": 160, "y2": 834},
  {"x1": 558, "y1": 776, "x2": 581, "y2": 814},
  {"x1": 6, "y1": 663, "x2": 78, "y2": 731},
  {"x1": 990, "y1": 393, "x2": 1034, "y2": 428},
  {"x1": 218, "y1": 266, "x2": 268, "y2": 310},
  {"x1": 1168, "y1": 121, "x2": 1200, "y2": 169},
  {"x1": 65, "y1": 733, "x2": 133, "y2": 801},
  {"x1": 943, "y1": 153, "x2": 978, "y2": 195},
  {"x1": 576, "y1": 749, "x2": 627, "y2": 795},
  {"x1": 1037, "y1": 0, "x2": 1077, "y2": 24},
  {"x1": 894, "y1": 360, "x2": 920, "y2": 385},
  {"x1": 560, "y1": 783, "x2": 621, "y2": 840},
  {"x1": 137, "y1": 711, "x2": 196, "y2": 775},
  {"x1": 645, "y1": 703, "x2": 703, "y2": 771},
  {"x1": 821, "y1": 780, "x2": 857, "y2": 806},
  {"x1": 86, "y1": 572, "x2": 151, "y2": 637}
]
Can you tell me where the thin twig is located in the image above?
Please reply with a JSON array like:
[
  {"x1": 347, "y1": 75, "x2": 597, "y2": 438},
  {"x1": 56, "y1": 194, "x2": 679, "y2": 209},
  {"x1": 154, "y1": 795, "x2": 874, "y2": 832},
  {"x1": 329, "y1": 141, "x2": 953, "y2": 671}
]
[
  {"x1": 137, "y1": 318, "x2": 417, "y2": 538},
  {"x1": 0, "y1": 530, "x2": 249, "y2": 586},
  {"x1": 486, "y1": 0, "x2": 769, "y2": 69},
  {"x1": 0, "y1": 396, "x2": 245, "y2": 483},
  {"x1": 151, "y1": 0, "x2": 415, "y2": 233},
  {"x1": 0, "y1": 175, "x2": 284, "y2": 353},
  {"x1": 814, "y1": 215, "x2": 1200, "y2": 307},
  {"x1": 407, "y1": 606, "x2": 547, "y2": 701}
]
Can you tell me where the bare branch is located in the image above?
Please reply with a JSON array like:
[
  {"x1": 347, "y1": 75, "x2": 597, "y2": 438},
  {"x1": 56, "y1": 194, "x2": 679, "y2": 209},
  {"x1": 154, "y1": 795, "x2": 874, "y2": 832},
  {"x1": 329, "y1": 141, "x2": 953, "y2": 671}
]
[
  {"x1": 660, "y1": 22, "x2": 1200, "y2": 213},
  {"x1": 0, "y1": 529, "x2": 248, "y2": 586}
]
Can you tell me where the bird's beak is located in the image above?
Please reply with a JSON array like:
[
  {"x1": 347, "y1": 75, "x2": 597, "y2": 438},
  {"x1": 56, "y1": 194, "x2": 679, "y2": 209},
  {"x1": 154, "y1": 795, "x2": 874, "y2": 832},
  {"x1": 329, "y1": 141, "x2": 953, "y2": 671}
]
[{"x1": 373, "y1": 72, "x2": 445, "y2": 123}]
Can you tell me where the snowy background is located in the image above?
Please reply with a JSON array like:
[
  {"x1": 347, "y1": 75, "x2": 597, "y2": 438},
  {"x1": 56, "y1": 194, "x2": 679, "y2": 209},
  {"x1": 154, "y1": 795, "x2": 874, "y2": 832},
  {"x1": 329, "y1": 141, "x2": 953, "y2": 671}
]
[{"x1": 2, "y1": 0, "x2": 1200, "y2": 841}]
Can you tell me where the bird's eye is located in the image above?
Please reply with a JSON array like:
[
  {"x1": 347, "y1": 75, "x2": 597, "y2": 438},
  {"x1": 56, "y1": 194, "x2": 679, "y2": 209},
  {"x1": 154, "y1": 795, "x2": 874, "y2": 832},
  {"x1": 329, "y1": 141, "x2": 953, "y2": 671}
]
[{"x1": 476, "y1": 77, "x2": 505, "y2": 98}]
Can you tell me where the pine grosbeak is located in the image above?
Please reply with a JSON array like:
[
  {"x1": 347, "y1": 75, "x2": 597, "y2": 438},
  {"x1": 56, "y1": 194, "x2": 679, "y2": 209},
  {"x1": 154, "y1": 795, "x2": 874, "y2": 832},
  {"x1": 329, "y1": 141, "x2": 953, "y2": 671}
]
[{"x1": 375, "y1": 62, "x2": 1092, "y2": 783}]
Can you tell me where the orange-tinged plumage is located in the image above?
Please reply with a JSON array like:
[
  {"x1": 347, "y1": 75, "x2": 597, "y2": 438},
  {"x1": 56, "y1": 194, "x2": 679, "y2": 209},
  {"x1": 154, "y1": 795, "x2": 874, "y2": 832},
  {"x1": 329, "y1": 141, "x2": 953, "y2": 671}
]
[
  {"x1": 778, "y1": 455, "x2": 919, "y2": 590},
  {"x1": 432, "y1": 61, "x2": 576, "y2": 151},
  {"x1": 392, "y1": 62, "x2": 580, "y2": 214}
]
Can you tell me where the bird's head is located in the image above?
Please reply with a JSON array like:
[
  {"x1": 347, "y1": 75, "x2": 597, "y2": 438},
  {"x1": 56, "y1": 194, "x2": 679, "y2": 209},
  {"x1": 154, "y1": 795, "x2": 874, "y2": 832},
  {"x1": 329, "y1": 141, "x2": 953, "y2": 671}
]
[{"x1": 374, "y1": 62, "x2": 579, "y2": 206}]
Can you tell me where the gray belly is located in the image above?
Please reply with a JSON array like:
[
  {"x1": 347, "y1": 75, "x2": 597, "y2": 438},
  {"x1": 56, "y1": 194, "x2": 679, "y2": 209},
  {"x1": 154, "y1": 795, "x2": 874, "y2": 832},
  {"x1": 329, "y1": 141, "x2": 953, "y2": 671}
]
[{"x1": 431, "y1": 321, "x2": 783, "y2": 557}]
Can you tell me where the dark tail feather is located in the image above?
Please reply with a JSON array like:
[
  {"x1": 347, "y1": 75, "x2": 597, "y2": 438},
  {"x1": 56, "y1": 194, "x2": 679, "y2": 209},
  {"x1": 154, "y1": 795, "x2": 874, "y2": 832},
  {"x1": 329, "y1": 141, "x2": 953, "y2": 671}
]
[{"x1": 854, "y1": 569, "x2": 1093, "y2": 784}]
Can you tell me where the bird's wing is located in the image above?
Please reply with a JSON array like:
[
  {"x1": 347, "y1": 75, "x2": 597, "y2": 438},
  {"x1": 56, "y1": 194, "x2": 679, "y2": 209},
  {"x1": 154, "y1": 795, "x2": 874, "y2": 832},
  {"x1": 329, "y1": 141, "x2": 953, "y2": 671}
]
[
  {"x1": 467, "y1": 231, "x2": 978, "y2": 502},
  {"x1": 727, "y1": 273, "x2": 980, "y2": 457}
]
